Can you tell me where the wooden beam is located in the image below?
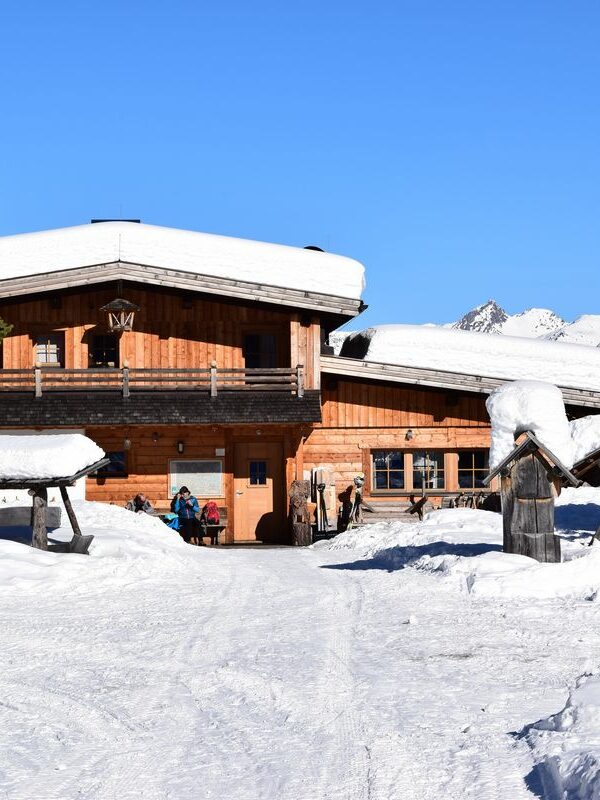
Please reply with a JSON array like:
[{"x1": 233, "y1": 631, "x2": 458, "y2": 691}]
[
  {"x1": 31, "y1": 487, "x2": 48, "y2": 550},
  {"x1": 0, "y1": 262, "x2": 363, "y2": 318},
  {"x1": 59, "y1": 485, "x2": 82, "y2": 537}
]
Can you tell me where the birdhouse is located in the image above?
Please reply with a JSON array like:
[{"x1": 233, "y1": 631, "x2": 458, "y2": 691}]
[
  {"x1": 484, "y1": 431, "x2": 581, "y2": 563},
  {"x1": 100, "y1": 298, "x2": 140, "y2": 332}
]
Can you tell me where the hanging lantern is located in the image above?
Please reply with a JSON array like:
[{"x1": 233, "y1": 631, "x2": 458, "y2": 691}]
[{"x1": 100, "y1": 298, "x2": 140, "y2": 332}]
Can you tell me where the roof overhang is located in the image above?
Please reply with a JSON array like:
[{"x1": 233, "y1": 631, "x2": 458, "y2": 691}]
[
  {"x1": 321, "y1": 355, "x2": 600, "y2": 409},
  {"x1": 0, "y1": 261, "x2": 363, "y2": 319},
  {"x1": 483, "y1": 431, "x2": 581, "y2": 487}
]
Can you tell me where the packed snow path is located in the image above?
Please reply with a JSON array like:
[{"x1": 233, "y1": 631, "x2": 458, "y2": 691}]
[{"x1": 2, "y1": 537, "x2": 600, "y2": 798}]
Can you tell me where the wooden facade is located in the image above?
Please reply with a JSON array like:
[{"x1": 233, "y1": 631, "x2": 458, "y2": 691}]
[
  {"x1": 0, "y1": 283, "x2": 503, "y2": 540},
  {"x1": 1, "y1": 237, "x2": 597, "y2": 544},
  {"x1": 0, "y1": 284, "x2": 322, "y2": 389},
  {"x1": 304, "y1": 377, "x2": 493, "y2": 501}
]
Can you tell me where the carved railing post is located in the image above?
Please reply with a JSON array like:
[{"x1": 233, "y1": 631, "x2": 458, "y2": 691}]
[
  {"x1": 122, "y1": 366, "x2": 130, "y2": 398},
  {"x1": 210, "y1": 361, "x2": 218, "y2": 397},
  {"x1": 34, "y1": 366, "x2": 42, "y2": 398},
  {"x1": 296, "y1": 365, "x2": 304, "y2": 398}
]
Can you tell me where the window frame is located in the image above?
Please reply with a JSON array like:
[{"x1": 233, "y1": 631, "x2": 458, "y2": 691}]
[
  {"x1": 457, "y1": 449, "x2": 489, "y2": 490},
  {"x1": 89, "y1": 334, "x2": 120, "y2": 369},
  {"x1": 35, "y1": 333, "x2": 65, "y2": 367},
  {"x1": 242, "y1": 331, "x2": 279, "y2": 369},
  {"x1": 371, "y1": 449, "x2": 406, "y2": 492},
  {"x1": 247, "y1": 459, "x2": 269, "y2": 488}
]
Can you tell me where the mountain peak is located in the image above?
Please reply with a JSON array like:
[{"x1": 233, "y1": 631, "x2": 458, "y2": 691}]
[{"x1": 452, "y1": 300, "x2": 508, "y2": 334}]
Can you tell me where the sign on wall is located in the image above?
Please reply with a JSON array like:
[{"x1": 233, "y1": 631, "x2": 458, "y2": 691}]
[{"x1": 169, "y1": 459, "x2": 223, "y2": 498}]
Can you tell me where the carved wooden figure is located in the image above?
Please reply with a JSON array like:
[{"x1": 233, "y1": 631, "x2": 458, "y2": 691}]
[{"x1": 289, "y1": 479, "x2": 312, "y2": 546}]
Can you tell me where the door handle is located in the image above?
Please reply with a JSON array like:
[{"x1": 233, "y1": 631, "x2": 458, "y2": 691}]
[{"x1": 236, "y1": 490, "x2": 244, "y2": 495}]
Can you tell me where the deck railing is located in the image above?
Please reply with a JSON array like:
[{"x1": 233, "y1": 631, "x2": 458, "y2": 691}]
[{"x1": 0, "y1": 365, "x2": 305, "y2": 398}]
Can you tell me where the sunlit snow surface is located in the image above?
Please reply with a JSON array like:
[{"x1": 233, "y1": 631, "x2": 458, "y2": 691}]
[
  {"x1": 1, "y1": 492, "x2": 600, "y2": 798},
  {"x1": 0, "y1": 221, "x2": 366, "y2": 300}
]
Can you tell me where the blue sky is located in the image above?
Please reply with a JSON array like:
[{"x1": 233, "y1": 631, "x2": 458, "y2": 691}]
[{"x1": 1, "y1": 1, "x2": 598, "y2": 328}]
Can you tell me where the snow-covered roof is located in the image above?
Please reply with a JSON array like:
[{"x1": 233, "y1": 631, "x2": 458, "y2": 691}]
[
  {"x1": 0, "y1": 222, "x2": 365, "y2": 304},
  {"x1": 0, "y1": 434, "x2": 105, "y2": 481},
  {"x1": 338, "y1": 325, "x2": 600, "y2": 394}
]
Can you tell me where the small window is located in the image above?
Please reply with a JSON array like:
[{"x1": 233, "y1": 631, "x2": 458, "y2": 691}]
[
  {"x1": 36, "y1": 334, "x2": 64, "y2": 366},
  {"x1": 372, "y1": 450, "x2": 405, "y2": 490},
  {"x1": 243, "y1": 334, "x2": 278, "y2": 369},
  {"x1": 413, "y1": 451, "x2": 445, "y2": 490},
  {"x1": 93, "y1": 451, "x2": 128, "y2": 478},
  {"x1": 458, "y1": 450, "x2": 489, "y2": 489},
  {"x1": 249, "y1": 460, "x2": 268, "y2": 486},
  {"x1": 90, "y1": 335, "x2": 119, "y2": 368}
]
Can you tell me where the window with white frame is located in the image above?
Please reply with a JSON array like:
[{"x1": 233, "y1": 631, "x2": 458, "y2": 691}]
[{"x1": 35, "y1": 334, "x2": 64, "y2": 366}]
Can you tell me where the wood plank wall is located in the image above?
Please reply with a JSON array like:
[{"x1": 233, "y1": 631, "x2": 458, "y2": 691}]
[
  {"x1": 85, "y1": 424, "x2": 303, "y2": 543},
  {"x1": 305, "y1": 376, "x2": 492, "y2": 498},
  {"x1": 0, "y1": 286, "x2": 322, "y2": 389}
]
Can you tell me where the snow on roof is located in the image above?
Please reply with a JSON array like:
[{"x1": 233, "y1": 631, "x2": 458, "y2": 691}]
[
  {"x1": 0, "y1": 222, "x2": 365, "y2": 301},
  {"x1": 0, "y1": 434, "x2": 105, "y2": 481},
  {"x1": 571, "y1": 415, "x2": 600, "y2": 464},
  {"x1": 485, "y1": 381, "x2": 574, "y2": 470},
  {"x1": 340, "y1": 325, "x2": 600, "y2": 392}
]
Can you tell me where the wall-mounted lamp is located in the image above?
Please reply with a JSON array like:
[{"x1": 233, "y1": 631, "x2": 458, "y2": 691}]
[
  {"x1": 123, "y1": 438, "x2": 131, "y2": 450},
  {"x1": 177, "y1": 440, "x2": 185, "y2": 454},
  {"x1": 256, "y1": 429, "x2": 262, "y2": 436},
  {"x1": 152, "y1": 432, "x2": 159, "y2": 443},
  {"x1": 405, "y1": 429, "x2": 414, "y2": 441}
]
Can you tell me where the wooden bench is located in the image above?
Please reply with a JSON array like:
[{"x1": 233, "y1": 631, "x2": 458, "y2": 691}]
[{"x1": 154, "y1": 504, "x2": 228, "y2": 546}]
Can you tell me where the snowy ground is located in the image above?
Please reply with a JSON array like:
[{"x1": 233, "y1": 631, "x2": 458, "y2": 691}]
[{"x1": 1, "y1": 493, "x2": 600, "y2": 799}]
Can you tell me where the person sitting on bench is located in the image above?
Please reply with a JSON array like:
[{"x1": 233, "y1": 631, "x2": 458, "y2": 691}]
[
  {"x1": 125, "y1": 493, "x2": 154, "y2": 514},
  {"x1": 172, "y1": 486, "x2": 201, "y2": 544}
]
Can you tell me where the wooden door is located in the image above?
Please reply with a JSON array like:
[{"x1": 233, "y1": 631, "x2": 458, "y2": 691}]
[{"x1": 233, "y1": 442, "x2": 285, "y2": 542}]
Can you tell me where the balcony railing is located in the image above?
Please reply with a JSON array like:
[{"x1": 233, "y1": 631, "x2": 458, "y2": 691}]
[{"x1": 0, "y1": 366, "x2": 305, "y2": 398}]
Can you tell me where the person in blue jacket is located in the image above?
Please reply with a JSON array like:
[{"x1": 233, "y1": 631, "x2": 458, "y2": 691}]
[{"x1": 172, "y1": 486, "x2": 201, "y2": 544}]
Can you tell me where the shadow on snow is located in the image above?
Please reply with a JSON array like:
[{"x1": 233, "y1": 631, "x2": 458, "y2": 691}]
[{"x1": 321, "y1": 540, "x2": 502, "y2": 572}]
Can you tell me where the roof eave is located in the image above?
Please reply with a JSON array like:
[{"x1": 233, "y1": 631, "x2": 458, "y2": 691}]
[{"x1": 0, "y1": 261, "x2": 363, "y2": 319}]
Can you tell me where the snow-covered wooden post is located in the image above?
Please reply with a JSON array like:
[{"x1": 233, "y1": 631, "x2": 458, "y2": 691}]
[{"x1": 484, "y1": 432, "x2": 581, "y2": 563}]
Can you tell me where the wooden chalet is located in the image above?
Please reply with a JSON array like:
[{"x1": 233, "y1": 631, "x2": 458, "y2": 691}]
[{"x1": 0, "y1": 220, "x2": 599, "y2": 543}]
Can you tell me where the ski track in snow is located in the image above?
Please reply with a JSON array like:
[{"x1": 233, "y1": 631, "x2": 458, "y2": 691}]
[{"x1": 1, "y1": 543, "x2": 600, "y2": 798}]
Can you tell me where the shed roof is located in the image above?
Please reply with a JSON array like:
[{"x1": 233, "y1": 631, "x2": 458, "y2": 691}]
[{"x1": 483, "y1": 431, "x2": 582, "y2": 487}]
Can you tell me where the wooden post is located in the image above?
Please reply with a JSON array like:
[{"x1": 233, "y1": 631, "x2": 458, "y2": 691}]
[
  {"x1": 296, "y1": 365, "x2": 304, "y2": 398},
  {"x1": 59, "y1": 485, "x2": 82, "y2": 537},
  {"x1": 210, "y1": 361, "x2": 217, "y2": 397},
  {"x1": 31, "y1": 487, "x2": 48, "y2": 550},
  {"x1": 34, "y1": 366, "x2": 42, "y2": 398},
  {"x1": 500, "y1": 453, "x2": 561, "y2": 563},
  {"x1": 122, "y1": 366, "x2": 130, "y2": 398}
]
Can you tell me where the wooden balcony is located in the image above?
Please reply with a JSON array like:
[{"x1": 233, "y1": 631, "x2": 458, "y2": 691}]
[{"x1": 0, "y1": 366, "x2": 305, "y2": 398}]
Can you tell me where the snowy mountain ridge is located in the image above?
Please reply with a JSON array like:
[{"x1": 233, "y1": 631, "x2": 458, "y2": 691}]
[{"x1": 451, "y1": 300, "x2": 600, "y2": 345}]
